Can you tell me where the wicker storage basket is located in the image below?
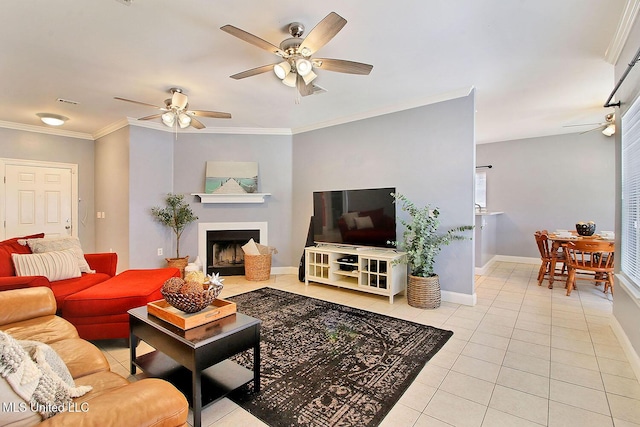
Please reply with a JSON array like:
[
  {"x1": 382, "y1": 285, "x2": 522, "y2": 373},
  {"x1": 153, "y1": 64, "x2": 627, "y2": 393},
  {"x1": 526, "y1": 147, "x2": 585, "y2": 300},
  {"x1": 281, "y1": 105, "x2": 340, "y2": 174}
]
[
  {"x1": 245, "y1": 254, "x2": 272, "y2": 281},
  {"x1": 407, "y1": 274, "x2": 441, "y2": 309}
]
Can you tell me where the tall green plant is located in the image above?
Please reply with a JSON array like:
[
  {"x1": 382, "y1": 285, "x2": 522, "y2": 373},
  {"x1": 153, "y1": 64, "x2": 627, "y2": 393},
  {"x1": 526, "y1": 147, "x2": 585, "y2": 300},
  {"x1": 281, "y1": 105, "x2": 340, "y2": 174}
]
[
  {"x1": 391, "y1": 193, "x2": 473, "y2": 278},
  {"x1": 151, "y1": 193, "x2": 198, "y2": 259}
]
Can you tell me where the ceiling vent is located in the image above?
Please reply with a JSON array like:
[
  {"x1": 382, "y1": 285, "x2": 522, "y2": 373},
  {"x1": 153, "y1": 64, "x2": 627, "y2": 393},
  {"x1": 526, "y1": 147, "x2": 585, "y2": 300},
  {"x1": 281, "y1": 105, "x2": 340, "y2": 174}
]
[{"x1": 56, "y1": 98, "x2": 79, "y2": 105}]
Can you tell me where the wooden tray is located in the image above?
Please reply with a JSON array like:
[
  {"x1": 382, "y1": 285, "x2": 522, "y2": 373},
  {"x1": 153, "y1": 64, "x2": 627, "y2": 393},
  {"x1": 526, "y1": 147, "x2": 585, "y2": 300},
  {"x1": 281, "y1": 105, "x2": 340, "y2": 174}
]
[{"x1": 147, "y1": 298, "x2": 237, "y2": 329}]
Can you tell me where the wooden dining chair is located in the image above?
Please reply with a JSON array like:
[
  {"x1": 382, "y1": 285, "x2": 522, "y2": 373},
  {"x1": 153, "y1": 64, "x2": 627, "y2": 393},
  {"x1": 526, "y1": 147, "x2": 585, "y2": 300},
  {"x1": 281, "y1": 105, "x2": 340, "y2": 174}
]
[
  {"x1": 534, "y1": 230, "x2": 566, "y2": 287},
  {"x1": 563, "y1": 240, "x2": 615, "y2": 296}
]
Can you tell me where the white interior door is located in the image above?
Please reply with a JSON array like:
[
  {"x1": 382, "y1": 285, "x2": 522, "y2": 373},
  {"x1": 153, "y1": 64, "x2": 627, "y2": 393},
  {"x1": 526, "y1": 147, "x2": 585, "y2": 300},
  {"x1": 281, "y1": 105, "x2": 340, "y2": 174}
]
[{"x1": 2, "y1": 159, "x2": 78, "y2": 239}]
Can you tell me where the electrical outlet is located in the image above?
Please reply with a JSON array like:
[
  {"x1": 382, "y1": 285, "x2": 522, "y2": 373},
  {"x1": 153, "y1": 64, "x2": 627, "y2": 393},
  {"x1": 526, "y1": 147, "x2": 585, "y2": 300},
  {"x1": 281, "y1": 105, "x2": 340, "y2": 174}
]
[{"x1": 157, "y1": 248, "x2": 163, "y2": 256}]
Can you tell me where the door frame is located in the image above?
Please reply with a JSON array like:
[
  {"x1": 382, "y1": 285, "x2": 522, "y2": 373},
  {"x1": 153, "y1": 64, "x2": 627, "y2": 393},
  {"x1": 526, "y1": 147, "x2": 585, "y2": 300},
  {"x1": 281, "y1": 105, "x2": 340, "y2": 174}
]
[{"x1": 1, "y1": 158, "x2": 79, "y2": 240}]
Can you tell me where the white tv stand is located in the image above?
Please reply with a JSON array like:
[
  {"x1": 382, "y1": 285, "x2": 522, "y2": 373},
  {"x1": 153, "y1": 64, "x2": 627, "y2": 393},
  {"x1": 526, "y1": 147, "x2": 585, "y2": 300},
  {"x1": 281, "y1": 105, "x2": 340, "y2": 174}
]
[{"x1": 304, "y1": 245, "x2": 407, "y2": 303}]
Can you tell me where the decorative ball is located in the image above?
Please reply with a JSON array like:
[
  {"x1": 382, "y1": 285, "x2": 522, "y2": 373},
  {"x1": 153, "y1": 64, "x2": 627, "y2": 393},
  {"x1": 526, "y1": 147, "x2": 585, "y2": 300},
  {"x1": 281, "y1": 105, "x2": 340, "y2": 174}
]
[
  {"x1": 179, "y1": 281, "x2": 204, "y2": 294},
  {"x1": 162, "y1": 277, "x2": 184, "y2": 294},
  {"x1": 184, "y1": 270, "x2": 206, "y2": 284},
  {"x1": 576, "y1": 221, "x2": 596, "y2": 236}
]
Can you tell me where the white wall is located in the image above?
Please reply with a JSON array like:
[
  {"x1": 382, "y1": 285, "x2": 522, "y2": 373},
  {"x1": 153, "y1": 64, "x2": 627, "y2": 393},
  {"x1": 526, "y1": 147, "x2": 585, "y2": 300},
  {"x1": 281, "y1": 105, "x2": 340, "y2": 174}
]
[
  {"x1": 292, "y1": 94, "x2": 476, "y2": 299},
  {"x1": 476, "y1": 131, "x2": 615, "y2": 259}
]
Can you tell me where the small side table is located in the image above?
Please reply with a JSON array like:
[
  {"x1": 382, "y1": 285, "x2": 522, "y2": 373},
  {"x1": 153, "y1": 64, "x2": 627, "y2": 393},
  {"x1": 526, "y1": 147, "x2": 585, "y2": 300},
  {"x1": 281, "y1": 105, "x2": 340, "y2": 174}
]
[{"x1": 128, "y1": 306, "x2": 261, "y2": 427}]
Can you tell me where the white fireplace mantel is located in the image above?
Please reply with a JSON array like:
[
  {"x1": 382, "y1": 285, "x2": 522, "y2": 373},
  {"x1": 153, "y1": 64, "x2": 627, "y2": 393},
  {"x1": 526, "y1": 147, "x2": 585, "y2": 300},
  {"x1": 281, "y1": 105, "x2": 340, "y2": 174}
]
[{"x1": 191, "y1": 193, "x2": 271, "y2": 204}]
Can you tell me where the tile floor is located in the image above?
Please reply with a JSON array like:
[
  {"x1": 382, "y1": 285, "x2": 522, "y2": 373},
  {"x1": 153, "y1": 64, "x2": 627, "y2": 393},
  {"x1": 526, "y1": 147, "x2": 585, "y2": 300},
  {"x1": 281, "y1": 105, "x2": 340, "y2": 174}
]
[{"x1": 96, "y1": 261, "x2": 640, "y2": 427}]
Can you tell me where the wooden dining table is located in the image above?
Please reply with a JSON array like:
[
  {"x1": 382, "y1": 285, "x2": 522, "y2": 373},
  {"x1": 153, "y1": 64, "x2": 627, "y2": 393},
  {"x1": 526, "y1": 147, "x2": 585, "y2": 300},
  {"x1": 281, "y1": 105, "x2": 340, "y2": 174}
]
[{"x1": 547, "y1": 232, "x2": 615, "y2": 287}]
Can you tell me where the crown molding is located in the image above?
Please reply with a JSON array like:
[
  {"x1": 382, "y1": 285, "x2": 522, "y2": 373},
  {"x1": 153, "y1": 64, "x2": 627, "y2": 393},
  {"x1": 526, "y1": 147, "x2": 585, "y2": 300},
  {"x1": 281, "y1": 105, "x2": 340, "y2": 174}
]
[
  {"x1": 3, "y1": 87, "x2": 472, "y2": 140},
  {"x1": 0, "y1": 120, "x2": 93, "y2": 140},
  {"x1": 605, "y1": 0, "x2": 640, "y2": 65},
  {"x1": 124, "y1": 118, "x2": 291, "y2": 136},
  {"x1": 291, "y1": 87, "x2": 474, "y2": 135}
]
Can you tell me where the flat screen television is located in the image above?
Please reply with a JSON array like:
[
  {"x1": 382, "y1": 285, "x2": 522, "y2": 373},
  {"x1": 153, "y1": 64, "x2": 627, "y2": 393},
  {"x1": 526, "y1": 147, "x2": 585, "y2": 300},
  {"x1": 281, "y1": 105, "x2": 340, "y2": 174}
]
[{"x1": 312, "y1": 187, "x2": 396, "y2": 248}]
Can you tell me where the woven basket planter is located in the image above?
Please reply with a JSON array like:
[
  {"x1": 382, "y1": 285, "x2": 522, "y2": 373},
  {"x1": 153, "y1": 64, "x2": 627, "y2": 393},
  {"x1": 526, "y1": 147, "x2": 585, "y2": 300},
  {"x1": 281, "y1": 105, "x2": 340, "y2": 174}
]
[
  {"x1": 407, "y1": 274, "x2": 441, "y2": 309},
  {"x1": 166, "y1": 255, "x2": 189, "y2": 278},
  {"x1": 245, "y1": 254, "x2": 272, "y2": 281}
]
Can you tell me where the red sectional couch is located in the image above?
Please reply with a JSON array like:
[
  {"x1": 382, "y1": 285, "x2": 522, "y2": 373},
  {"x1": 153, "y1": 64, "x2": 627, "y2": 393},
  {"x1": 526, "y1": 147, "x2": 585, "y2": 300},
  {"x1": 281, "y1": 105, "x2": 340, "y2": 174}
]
[
  {"x1": 0, "y1": 234, "x2": 178, "y2": 340},
  {"x1": 0, "y1": 234, "x2": 117, "y2": 309}
]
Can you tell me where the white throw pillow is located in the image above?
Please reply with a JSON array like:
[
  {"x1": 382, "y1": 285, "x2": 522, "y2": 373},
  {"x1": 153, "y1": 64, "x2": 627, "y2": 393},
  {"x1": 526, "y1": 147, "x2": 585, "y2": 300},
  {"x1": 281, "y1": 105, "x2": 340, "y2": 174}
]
[
  {"x1": 342, "y1": 212, "x2": 360, "y2": 230},
  {"x1": 25, "y1": 236, "x2": 95, "y2": 274},
  {"x1": 12, "y1": 250, "x2": 81, "y2": 282},
  {"x1": 354, "y1": 216, "x2": 374, "y2": 230}
]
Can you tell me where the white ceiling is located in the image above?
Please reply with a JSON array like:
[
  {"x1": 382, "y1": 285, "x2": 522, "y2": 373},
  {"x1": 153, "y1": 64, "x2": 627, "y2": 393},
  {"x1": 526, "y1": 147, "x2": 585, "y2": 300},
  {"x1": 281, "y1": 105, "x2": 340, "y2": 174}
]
[{"x1": 1, "y1": 0, "x2": 629, "y2": 143}]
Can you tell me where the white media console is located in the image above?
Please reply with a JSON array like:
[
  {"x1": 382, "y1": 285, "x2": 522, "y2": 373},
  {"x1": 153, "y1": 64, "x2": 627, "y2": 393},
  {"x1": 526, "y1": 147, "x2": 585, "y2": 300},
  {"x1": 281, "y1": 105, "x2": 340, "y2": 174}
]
[{"x1": 304, "y1": 245, "x2": 407, "y2": 303}]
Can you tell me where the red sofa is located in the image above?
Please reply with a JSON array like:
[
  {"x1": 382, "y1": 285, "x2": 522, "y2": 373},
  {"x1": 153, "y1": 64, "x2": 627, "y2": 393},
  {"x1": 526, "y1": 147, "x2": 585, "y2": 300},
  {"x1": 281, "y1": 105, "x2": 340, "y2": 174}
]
[
  {"x1": 0, "y1": 234, "x2": 178, "y2": 340},
  {"x1": 0, "y1": 234, "x2": 117, "y2": 309}
]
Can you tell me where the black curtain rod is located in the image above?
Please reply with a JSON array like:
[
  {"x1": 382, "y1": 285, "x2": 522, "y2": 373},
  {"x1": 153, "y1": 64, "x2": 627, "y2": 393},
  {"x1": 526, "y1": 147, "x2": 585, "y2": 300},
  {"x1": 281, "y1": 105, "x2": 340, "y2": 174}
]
[
  {"x1": 476, "y1": 165, "x2": 493, "y2": 169},
  {"x1": 604, "y1": 45, "x2": 640, "y2": 108}
]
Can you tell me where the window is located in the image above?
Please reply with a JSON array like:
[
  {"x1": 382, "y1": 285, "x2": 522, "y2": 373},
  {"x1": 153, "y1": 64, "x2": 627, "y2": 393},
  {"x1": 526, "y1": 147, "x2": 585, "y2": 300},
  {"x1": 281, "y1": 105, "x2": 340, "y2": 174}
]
[{"x1": 621, "y1": 95, "x2": 640, "y2": 290}]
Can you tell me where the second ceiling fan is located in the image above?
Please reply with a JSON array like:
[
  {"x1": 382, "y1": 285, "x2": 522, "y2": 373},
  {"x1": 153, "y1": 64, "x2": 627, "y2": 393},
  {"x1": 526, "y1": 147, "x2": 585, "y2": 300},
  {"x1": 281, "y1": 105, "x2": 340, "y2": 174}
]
[
  {"x1": 221, "y1": 12, "x2": 373, "y2": 97},
  {"x1": 114, "y1": 88, "x2": 231, "y2": 130}
]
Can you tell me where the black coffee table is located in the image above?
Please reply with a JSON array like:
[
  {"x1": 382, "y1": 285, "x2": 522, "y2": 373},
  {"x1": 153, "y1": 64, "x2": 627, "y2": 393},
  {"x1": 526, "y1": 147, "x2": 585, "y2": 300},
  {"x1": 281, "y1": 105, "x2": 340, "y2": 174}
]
[{"x1": 128, "y1": 306, "x2": 261, "y2": 427}]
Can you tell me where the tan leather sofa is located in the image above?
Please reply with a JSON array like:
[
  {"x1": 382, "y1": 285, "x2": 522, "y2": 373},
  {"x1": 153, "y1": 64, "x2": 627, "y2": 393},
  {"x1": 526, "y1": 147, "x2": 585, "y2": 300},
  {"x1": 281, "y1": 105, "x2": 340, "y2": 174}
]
[{"x1": 0, "y1": 287, "x2": 189, "y2": 427}]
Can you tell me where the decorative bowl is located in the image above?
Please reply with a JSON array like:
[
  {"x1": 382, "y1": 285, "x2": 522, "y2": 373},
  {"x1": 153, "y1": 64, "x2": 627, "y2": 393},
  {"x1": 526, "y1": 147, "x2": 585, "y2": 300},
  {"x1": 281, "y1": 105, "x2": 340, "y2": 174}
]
[
  {"x1": 576, "y1": 222, "x2": 596, "y2": 236},
  {"x1": 161, "y1": 283, "x2": 224, "y2": 313}
]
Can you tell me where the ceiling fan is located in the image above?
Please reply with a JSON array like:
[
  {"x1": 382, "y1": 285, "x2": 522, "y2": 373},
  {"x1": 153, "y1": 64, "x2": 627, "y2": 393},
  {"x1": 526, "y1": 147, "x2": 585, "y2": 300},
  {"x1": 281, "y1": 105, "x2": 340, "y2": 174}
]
[
  {"x1": 221, "y1": 12, "x2": 373, "y2": 97},
  {"x1": 564, "y1": 113, "x2": 616, "y2": 136},
  {"x1": 114, "y1": 88, "x2": 231, "y2": 129}
]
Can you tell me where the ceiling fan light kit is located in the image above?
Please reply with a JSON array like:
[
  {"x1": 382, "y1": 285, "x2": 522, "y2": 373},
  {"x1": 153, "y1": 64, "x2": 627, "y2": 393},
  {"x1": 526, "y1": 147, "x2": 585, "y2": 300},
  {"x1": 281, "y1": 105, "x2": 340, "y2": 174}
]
[
  {"x1": 282, "y1": 72, "x2": 297, "y2": 87},
  {"x1": 36, "y1": 113, "x2": 69, "y2": 126},
  {"x1": 602, "y1": 123, "x2": 615, "y2": 136},
  {"x1": 221, "y1": 12, "x2": 373, "y2": 98}
]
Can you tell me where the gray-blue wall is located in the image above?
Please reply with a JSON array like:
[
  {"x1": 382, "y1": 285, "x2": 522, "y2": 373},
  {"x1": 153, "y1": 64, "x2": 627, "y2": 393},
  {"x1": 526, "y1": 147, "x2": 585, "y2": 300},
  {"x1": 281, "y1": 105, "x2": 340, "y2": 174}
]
[
  {"x1": 476, "y1": 131, "x2": 615, "y2": 259},
  {"x1": 172, "y1": 132, "x2": 293, "y2": 269},
  {"x1": 292, "y1": 93, "x2": 476, "y2": 298},
  {"x1": 0, "y1": 127, "x2": 96, "y2": 250},
  {"x1": 612, "y1": 14, "x2": 640, "y2": 362}
]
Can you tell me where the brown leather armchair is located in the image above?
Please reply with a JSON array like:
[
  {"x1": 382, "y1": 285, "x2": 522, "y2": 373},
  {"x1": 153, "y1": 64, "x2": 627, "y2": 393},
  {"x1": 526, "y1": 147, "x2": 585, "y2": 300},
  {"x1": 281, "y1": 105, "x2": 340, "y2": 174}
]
[{"x1": 0, "y1": 287, "x2": 189, "y2": 427}]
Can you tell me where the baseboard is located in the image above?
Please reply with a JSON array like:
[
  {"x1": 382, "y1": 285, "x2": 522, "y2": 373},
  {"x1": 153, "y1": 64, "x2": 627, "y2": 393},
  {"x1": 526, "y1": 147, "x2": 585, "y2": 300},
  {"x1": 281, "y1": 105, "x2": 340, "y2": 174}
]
[
  {"x1": 493, "y1": 255, "x2": 539, "y2": 265},
  {"x1": 272, "y1": 266, "x2": 477, "y2": 306},
  {"x1": 272, "y1": 266, "x2": 298, "y2": 275},
  {"x1": 475, "y1": 255, "x2": 498, "y2": 275},
  {"x1": 610, "y1": 314, "x2": 640, "y2": 383},
  {"x1": 441, "y1": 290, "x2": 477, "y2": 306}
]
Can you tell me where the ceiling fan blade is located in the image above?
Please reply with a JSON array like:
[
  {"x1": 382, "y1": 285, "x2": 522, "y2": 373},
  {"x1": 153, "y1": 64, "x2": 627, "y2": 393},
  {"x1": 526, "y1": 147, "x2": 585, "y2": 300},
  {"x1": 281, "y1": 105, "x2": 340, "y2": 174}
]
[
  {"x1": 299, "y1": 12, "x2": 347, "y2": 54},
  {"x1": 138, "y1": 113, "x2": 164, "y2": 121},
  {"x1": 314, "y1": 58, "x2": 373, "y2": 75},
  {"x1": 189, "y1": 116, "x2": 206, "y2": 129},
  {"x1": 297, "y1": 74, "x2": 314, "y2": 97},
  {"x1": 221, "y1": 25, "x2": 285, "y2": 56},
  {"x1": 579, "y1": 125, "x2": 604, "y2": 135},
  {"x1": 114, "y1": 97, "x2": 165, "y2": 110},
  {"x1": 190, "y1": 110, "x2": 232, "y2": 119},
  {"x1": 230, "y1": 63, "x2": 278, "y2": 80},
  {"x1": 563, "y1": 122, "x2": 603, "y2": 128}
]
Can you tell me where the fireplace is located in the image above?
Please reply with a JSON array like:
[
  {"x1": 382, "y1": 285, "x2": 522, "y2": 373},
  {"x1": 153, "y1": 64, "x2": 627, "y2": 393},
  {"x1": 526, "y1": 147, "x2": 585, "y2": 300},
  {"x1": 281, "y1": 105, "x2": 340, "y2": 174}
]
[{"x1": 198, "y1": 222, "x2": 268, "y2": 277}]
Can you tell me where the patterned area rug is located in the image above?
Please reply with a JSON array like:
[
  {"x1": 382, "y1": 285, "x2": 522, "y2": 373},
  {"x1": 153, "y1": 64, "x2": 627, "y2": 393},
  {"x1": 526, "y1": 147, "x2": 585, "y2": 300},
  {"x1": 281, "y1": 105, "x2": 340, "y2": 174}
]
[{"x1": 228, "y1": 288, "x2": 453, "y2": 427}]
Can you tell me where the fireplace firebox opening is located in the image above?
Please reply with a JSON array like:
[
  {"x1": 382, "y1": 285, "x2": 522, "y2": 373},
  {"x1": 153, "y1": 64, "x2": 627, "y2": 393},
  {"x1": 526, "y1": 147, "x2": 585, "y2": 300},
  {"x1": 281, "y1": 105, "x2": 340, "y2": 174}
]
[{"x1": 206, "y1": 229, "x2": 260, "y2": 276}]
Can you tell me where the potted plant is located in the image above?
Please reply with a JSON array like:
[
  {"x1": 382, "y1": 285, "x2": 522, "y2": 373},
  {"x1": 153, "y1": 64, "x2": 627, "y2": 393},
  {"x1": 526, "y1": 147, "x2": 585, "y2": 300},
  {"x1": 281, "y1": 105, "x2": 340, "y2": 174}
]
[
  {"x1": 151, "y1": 193, "x2": 198, "y2": 274},
  {"x1": 392, "y1": 193, "x2": 473, "y2": 308}
]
